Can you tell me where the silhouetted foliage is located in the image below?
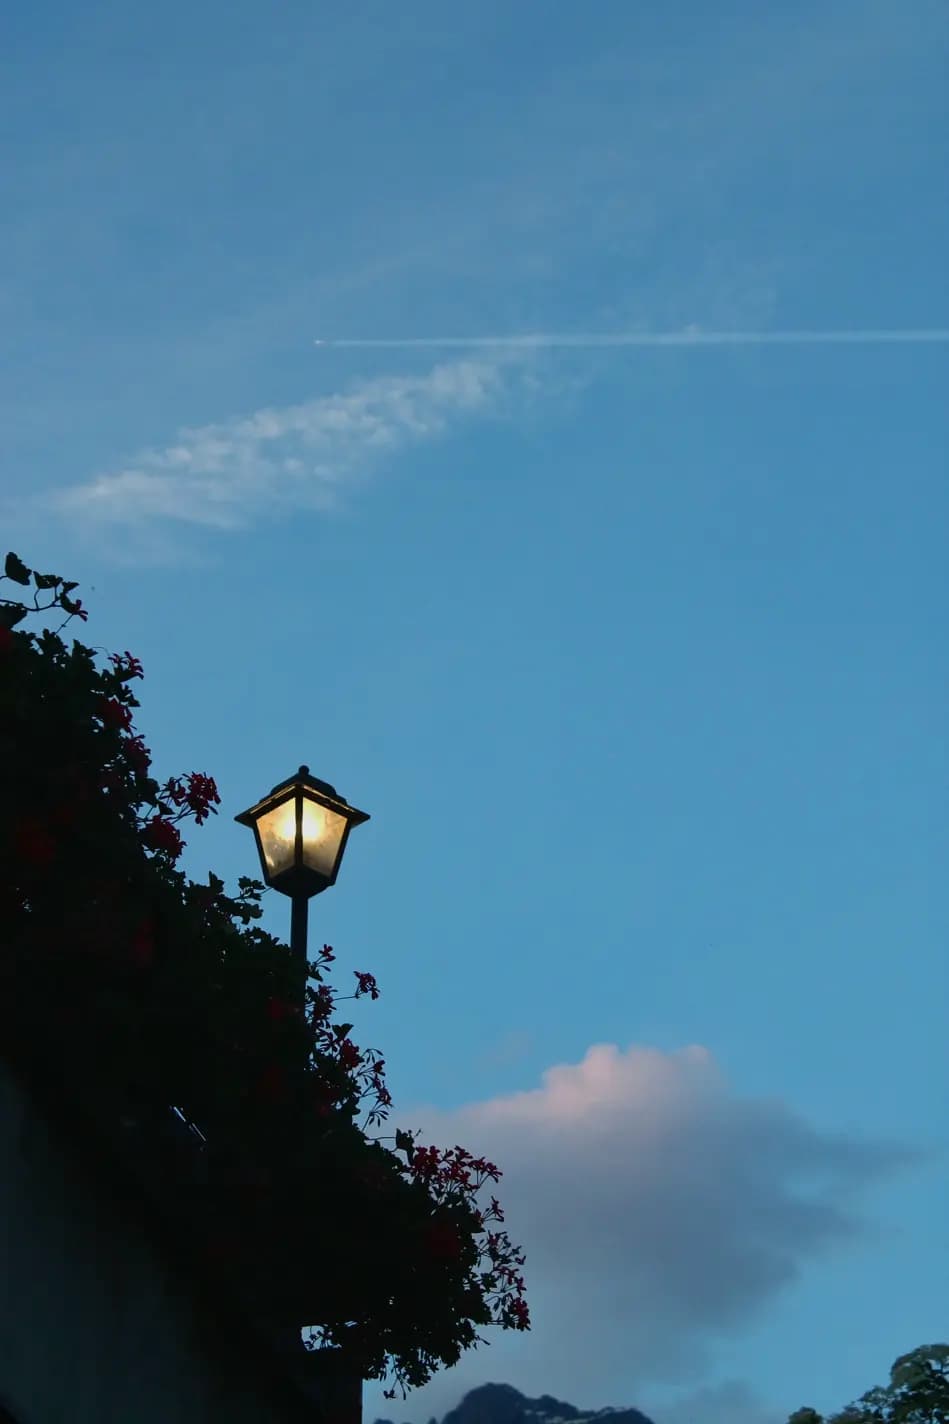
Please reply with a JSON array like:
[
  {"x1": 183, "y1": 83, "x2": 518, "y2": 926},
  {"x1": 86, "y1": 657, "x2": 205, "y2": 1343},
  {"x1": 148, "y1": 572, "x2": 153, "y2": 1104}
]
[
  {"x1": 0, "y1": 554, "x2": 529, "y2": 1398},
  {"x1": 788, "y1": 1344, "x2": 949, "y2": 1424}
]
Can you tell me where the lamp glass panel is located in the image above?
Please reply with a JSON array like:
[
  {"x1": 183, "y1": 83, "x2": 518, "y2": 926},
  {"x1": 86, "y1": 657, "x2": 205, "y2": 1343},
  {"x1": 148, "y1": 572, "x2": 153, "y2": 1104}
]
[
  {"x1": 255, "y1": 798, "x2": 300, "y2": 880},
  {"x1": 300, "y1": 798, "x2": 348, "y2": 879}
]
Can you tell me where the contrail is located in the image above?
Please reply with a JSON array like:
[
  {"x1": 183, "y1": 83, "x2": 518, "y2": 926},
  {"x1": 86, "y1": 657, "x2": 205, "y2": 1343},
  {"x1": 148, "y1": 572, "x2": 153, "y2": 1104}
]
[{"x1": 315, "y1": 328, "x2": 949, "y2": 350}]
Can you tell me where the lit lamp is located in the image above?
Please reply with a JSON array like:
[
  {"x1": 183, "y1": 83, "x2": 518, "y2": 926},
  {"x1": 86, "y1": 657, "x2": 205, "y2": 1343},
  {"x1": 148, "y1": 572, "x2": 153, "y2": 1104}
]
[{"x1": 236, "y1": 765, "x2": 370, "y2": 999}]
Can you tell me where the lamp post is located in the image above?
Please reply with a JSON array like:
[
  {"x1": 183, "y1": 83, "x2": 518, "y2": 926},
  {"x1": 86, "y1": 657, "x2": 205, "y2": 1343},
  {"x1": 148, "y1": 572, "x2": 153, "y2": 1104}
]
[
  {"x1": 235, "y1": 766, "x2": 369, "y2": 1413},
  {"x1": 235, "y1": 765, "x2": 370, "y2": 1005}
]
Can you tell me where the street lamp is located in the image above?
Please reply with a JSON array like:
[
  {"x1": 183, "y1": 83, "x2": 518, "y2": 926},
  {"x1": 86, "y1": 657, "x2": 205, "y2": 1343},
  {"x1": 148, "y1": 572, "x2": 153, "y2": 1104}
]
[{"x1": 235, "y1": 765, "x2": 370, "y2": 999}]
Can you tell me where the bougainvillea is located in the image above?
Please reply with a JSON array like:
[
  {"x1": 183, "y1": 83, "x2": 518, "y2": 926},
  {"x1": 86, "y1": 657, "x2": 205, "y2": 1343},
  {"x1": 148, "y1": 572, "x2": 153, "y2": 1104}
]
[{"x1": 0, "y1": 552, "x2": 529, "y2": 1397}]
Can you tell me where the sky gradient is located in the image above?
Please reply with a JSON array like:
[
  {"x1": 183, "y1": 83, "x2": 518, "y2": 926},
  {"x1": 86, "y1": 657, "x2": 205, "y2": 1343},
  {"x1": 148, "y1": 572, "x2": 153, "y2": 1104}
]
[{"x1": 3, "y1": 3, "x2": 948, "y2": 1422}]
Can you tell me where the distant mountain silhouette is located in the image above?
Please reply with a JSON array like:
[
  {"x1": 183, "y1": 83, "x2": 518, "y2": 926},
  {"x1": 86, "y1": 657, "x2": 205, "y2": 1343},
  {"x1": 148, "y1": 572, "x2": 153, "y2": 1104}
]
[{"x1": 375, "y1": 1380, "x2": 656, "y2": 1424}]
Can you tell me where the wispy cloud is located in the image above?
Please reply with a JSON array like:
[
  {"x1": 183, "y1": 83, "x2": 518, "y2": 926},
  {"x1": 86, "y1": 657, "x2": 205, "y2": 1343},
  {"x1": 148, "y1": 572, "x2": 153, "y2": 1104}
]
[
  {"x1": 321, "y1": 327, "x2": 949, "y2": 350},
  {"x1": 44, "y1": 359, "x2": 507, "y2": 534}
]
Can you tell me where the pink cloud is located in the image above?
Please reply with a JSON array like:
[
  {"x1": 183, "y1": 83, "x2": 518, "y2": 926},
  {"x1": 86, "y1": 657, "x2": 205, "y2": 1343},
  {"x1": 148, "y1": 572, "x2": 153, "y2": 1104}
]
[{"x1": 375, "y1": 1042, "x2": 915, "y2": 1422}]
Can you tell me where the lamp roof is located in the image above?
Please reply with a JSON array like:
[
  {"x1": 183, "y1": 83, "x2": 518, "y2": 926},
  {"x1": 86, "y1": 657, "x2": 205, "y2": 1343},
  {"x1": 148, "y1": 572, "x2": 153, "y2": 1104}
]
[
  {"x1": 269, "y1": 764, "x2": 338, "y2": 798},
  {"x1": 234, "y1": 766, "x2": 370, "y2": 829}
]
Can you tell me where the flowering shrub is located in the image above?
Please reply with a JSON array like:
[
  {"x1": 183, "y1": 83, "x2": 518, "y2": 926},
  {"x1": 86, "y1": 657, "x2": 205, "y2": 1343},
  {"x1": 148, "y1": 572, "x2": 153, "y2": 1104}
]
[{"x1": 0, "y1": 552, "x2": 529, "y2": 1397}]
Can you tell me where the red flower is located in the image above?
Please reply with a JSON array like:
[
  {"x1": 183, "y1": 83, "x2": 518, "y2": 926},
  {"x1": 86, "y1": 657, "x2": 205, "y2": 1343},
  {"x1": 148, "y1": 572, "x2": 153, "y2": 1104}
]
[
  {"x1": 410, "y1": 1145, "x2": 441, "y2": 1182},
  {"x1": 123, "y1": 735, "x2": 151, "y2": 776},
  {"x1": 185, "y1": 772, "x2": 220, "y2": 823},
  {"x1": 141, "y1": 817, "x2": 184, "y2": 858},
  {"x1": 164, "y1": 772, "x2": 220, "y2": 825},
  {"x1": 337, "y1": 1038, "x2": 362, "y2": 1071},
  {"x1": 14, "y1": 819, "x2": 56, "y2": 867},
  {"x1": 309, "y1": 984, "x2": 334, "y2": 1021},
  {"x1": 109, "y1": 650, "x2": 144, "y2": 681},
  {"x1": 354, "y1": 970, "x2": 380, "y2": 1000},
  {"x1": 97, "y1": 697, "x2": 133, "y2": 732}
]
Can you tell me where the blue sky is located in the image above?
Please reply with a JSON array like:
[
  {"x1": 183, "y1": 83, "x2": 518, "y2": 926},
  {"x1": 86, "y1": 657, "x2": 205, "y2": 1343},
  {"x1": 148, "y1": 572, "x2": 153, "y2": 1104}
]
[{"x1": 4, "y1": 2, "x2": 948, "y2": 1421}]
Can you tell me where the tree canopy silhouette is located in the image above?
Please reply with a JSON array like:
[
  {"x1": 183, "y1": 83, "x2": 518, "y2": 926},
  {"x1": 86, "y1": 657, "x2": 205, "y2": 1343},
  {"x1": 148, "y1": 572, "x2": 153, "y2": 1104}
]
[{"x1": 789, "y1": 1344, "x2": 949, "y2": 1424}]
